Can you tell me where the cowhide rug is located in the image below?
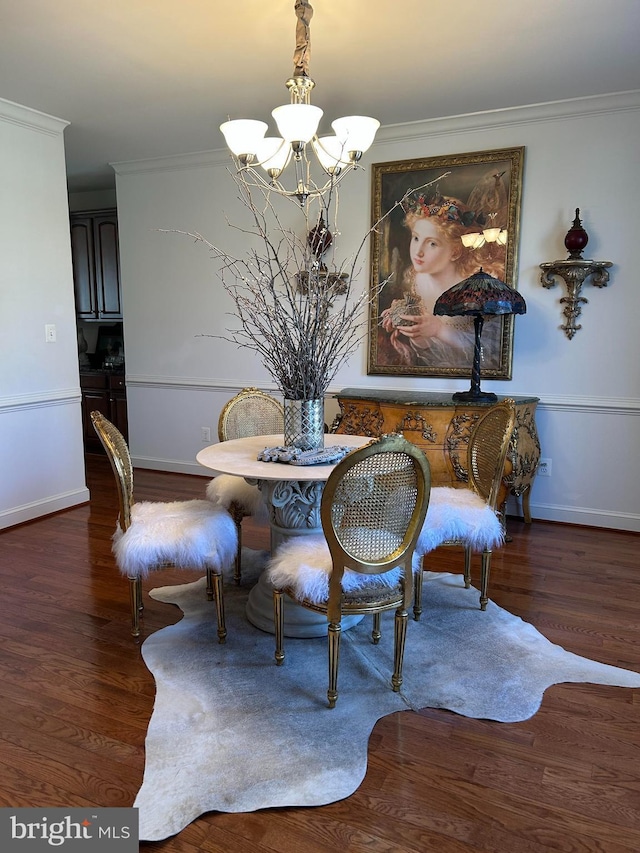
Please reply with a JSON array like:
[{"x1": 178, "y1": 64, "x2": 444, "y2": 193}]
[{"x1": 134, "y1": 550, "x2": 640, "y2": 841}]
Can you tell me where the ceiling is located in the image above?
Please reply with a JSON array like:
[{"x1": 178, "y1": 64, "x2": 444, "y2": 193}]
[{"x1": 3, "y1": 0, "x2": 639, "y2": 193}]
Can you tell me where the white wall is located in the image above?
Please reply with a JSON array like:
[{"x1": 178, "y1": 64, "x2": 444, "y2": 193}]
[
  {"x1": 113, "y1": 92, "x2": 640, "y2": 532},
  {"x1": 0, "y1": 98, "x2": 88, "y2": 529},
  {"x1": 68, "y1": 188, "x2": 117, "y2": 213}
]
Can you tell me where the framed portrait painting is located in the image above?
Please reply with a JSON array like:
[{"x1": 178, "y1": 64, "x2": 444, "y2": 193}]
[{"x1": 368, "y1": 147, "x2": 524, "y2": 379}]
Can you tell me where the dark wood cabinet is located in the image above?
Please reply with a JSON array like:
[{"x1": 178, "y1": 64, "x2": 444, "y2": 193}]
[
  {"x1": 80, "y1": 372, "x2": 127, "y2": 453},
  {"x1": 71, "y1": 209, "x2": 122, "y2": 320}
]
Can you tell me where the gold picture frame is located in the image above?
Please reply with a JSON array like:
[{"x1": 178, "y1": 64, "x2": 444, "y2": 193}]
[{"x1": 368, "y1": 147, "x2": 525, "y2": 379}]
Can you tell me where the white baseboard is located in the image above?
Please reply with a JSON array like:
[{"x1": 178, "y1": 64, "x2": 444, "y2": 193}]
[
  {"x1": 132, "y1": 456, "x2": 209, "y2": 478},
  {"x1": 507, "y1": 496, "x2": 639, "y2": 533},
  {"x1": 0, "y1": 487, "x2": 90, "y2": 531}
]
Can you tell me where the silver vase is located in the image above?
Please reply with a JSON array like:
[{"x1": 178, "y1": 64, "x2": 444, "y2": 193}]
[{"x1": 283, "y1": 398, "x2": 325, "y2": 451}]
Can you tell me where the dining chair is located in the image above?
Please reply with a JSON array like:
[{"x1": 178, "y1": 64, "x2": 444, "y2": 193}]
[
  {"x1": 266, "y1": 433, "x2": 431, "y2": 708},
  {"x1": 91, "y1": 411, "x2": 237, "y2": 640},
  {"x1": 206, "y1": 387, "x2": 284, "y2": 584},
  {"x1": 412, "y1": 398, "x2": 517, "y2": 616}
]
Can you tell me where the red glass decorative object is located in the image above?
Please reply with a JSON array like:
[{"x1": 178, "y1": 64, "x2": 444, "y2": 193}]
[
  {"x1": 564, "y1": 208, "x2": 589, "y2": 259},
  {"x1": 308, "y1": 215, "x2": 332, "y2": 260}
]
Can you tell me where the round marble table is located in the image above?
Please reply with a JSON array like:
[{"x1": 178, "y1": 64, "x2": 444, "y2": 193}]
[{"x1": 197, "y1": 433, "x2": 370, "y2": 637}]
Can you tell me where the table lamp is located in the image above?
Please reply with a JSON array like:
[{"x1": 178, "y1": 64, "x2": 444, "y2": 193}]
[{"x1": 434, "y1": 268, "x2": 526, "y2": 403}]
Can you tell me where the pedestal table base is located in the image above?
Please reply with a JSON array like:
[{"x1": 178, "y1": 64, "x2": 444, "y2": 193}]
[{"x1": 245, "y1": 475, "x2": 364, "y2": 638}]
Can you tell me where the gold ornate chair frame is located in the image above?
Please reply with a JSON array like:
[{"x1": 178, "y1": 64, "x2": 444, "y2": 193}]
[
  {"x1": 92, "y1": 411, "x2": 232, "y2": 639},
  {"x1": 218, "y1": 387, "x2": 284, "y2": 443},
  {"x1": 413, "y1": 399, "x2": 516, "y2": 615},
  {"x1": 271, "y1": 433, "x2": 431, "y2": 708},
  {"x1": 210, "y1": 387, "x2": 284, "y2": 584}
]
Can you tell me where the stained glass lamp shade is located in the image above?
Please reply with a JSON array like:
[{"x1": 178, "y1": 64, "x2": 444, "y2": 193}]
[{"x1": 434, "y1": 269, "x2": 527, "y2": 402}]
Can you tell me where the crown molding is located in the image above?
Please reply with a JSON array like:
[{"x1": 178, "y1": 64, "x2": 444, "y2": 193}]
[
  {"x1": 110, "y1": 148, "x2": 230, "y2": 177},
  {"x1": 374, "y1": 90, "x2": 640, "y2": 145},
  {"x1": 0, "y1": 96, "x2": 69, "y2": 136}
]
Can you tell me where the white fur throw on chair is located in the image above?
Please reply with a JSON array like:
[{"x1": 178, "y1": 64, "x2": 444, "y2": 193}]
[
  {"x1": 206, "y1": 475, "x2": 270, "y2": 522},
  {"x1": 267, "y1": 488, "x2": 503, "y2": 605},
  {"x1": 112, "y1": 500, "x2": 238, "y2": 578},
  {"x1": 266, "y1": 531, "x2": 406, "y2": 605},
  {"x1": 413, "y1": 486, "x2": 504, "y2": 564}
]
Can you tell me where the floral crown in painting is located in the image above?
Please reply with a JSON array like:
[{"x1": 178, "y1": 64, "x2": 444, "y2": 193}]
[{"x1": 402, "y1": 189, "x2": 486, "y2": 228}]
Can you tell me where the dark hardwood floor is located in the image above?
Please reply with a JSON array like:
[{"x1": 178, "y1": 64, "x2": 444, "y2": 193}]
[{"x1": 1, "y1": 453, "x2": 639, "y2": 852}]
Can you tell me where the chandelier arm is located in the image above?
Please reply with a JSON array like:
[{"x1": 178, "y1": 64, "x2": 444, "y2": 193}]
[{"x1": 232, "y1": 160, "x2": 355, "y2": 205}]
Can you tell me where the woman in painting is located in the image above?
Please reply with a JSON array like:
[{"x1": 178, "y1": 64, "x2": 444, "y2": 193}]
[{"x1": 378, "y1": 191, "x2": 504, "y2": 371}]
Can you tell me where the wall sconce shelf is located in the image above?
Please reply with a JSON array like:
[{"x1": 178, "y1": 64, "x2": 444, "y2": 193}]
[{"x1": 540, "y1": 209, "x2": 612, "y2": 340}]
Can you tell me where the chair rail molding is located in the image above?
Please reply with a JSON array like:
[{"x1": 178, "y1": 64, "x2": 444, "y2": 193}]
[
  {"x1": 0, "y1": 388, "x2": 81, "y2": 412},
  {"x1": 124, "y1": 377, "x2": 640, "y2": 416}
]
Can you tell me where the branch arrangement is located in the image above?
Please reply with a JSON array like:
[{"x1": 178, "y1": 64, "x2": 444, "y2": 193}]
[{"x1": 169, "y1": 169, "x2": 448, "y2": 400}]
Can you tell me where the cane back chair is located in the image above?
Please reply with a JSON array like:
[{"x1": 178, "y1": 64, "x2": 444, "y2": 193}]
[
  {"x1": 206, "y1": 387, "x2": 284, "y2": 584},
  {"x1": 91, "y1": 411, "x2": 237, "y2": 639},
  {"x1": 413, "y1": 398, "x2": 516, "y2": 615},
  {"x1": 266, "y1": 433, "x2": 431, "y2": 708}
]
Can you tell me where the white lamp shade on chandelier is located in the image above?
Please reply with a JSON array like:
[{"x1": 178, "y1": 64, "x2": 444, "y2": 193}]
[
  {"x1": 272, "y1": 103, "x2": 323, "y2": 144},
  {"x1": 331, "y1": 116, "x2": 380, "y2": 154},
  {"x1": 312, "y1": 136, "x2": 351, "y2": 172},
  {"x1": 256, "y1": 137, "x2": 293, "y2": 176},
  {"x1": 219, "y1": 119, "x2": 268, "y2": 159}
]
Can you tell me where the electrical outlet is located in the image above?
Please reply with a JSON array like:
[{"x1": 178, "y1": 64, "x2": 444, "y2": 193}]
[
  {"x1": 538, "y1": 458, "x2": 552, "y2": 477},
  {"x1": 45, "y1": 324, "x2": 56, "y2": 342},
  {"x1": 201, "y1": 427, "x2": 211, "y2": 443}
]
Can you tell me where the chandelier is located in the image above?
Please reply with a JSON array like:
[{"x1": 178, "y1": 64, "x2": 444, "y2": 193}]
[{"x1": 220, "y1": 1, "x2": 380, "y2": 206}]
